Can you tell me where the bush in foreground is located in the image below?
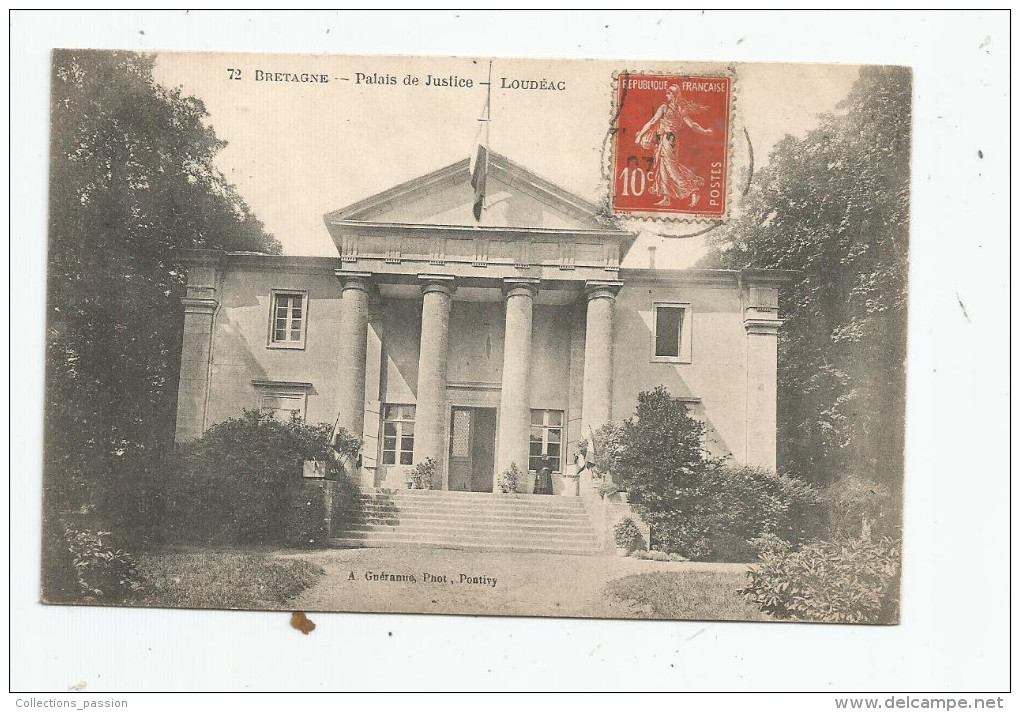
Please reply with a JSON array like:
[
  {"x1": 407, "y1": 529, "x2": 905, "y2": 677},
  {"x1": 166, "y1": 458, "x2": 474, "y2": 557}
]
[
  {"x1": 740, "y1": 533, "x2": 901, "y2": 624},
  {"x1": 42, "y1": 515, "x2": 145, "y2": 604},
  {"x1": 606, "y1": 387, "x2": 822, "y2": 561},
  {"x1": 652, "y1": 465, "x2": 823, "y2": 561},
  {"x1": 163, "y1": 410, "x2": 359, "y2": 546}
]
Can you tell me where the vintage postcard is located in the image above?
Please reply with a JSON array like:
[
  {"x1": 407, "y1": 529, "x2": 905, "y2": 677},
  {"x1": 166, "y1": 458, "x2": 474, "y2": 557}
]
[{"x1": 42, "y1": 50, "x2": 909, "y2": 624}]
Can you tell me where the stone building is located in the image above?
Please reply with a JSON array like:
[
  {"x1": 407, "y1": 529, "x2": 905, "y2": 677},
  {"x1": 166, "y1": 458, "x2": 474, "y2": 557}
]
[{"x1": 174, "y1": 153, "x2": 790, "y2": 500}]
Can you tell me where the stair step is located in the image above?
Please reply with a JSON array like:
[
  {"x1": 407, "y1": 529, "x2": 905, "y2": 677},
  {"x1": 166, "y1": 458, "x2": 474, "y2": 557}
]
[
  {"x1": 359, "y1": 495, "x2": 583, "y2": 507},
  {"x1": 348, "y1": 504, "x2": 588, "y2": 519},
  {"x1": 336, "y1": 487, "x2": 600, "y2": 555},
  {"x1": 355, "y1": 497, "x2": 585, "y2": 512},
  {"x1": 347, "y1": 512, "x2": 592, "y2": 527},
  {"x1": 340, "y1": 537, "x2": 599, "y2": 551},
  {"x1": 346, "y1": 514, "x2": 593, "y2": 530},
  {"x1": 360, "y1": 490, "x2": 584, "y2": 501},
  {"x1": 362, "y1": 488, "x2": 579, "y2": 500},
  {"x1": 345, "y1": 524, "x2": 598, "y2": 541},
  {"x1": 329, "y1": 536, "x2": 599, "y2": 557},
  {"x1": 348, "y1": 525, "x2": 592, "y2": 538}
]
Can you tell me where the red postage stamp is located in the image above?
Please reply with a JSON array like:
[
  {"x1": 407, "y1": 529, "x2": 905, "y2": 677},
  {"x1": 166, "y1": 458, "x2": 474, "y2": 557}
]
[{"x1": 612, "y1": 73, "x2": 732, "y2": 219}]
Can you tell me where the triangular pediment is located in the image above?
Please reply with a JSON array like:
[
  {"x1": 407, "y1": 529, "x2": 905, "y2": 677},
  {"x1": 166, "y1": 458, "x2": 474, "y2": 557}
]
[{"x1": 325, "y1": 152, "x2": 609, "y2": 231}]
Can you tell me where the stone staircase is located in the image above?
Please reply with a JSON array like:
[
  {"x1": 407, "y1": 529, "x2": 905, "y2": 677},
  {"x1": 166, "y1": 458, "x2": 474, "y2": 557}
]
[{"x1": 331, "y1": 488, "x2": 601, "y2": 556}]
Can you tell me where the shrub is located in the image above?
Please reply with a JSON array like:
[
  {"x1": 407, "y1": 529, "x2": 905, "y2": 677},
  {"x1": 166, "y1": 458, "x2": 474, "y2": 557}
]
[
  {"x1": 407, "y1": 457, "x2": 438, "y2": 490},
  {"x1": 588, "y1": 422, "x2": 625, "y2": 482},
  {"x1": 746, "y1": 532, "x2": 792, "y2": 558},
  {"x1": 662, "y1": 465, "x2": 823, "y2": 561},
  {"x1": 706, "y1": 466, "x2": 822, "y2": 542},
  {"x1": 644, "y1": 467, "x2": 821, "y2": 562},
  {"x1": 613, "y1": 387, "x2": 720, "y2": 558},
  {"x1": 44, "y1": 519, "x2": 144, "y2": 603},
  {"x1": 610, "y1": 387, "x2": 821, "y2": 561},
  {"x1": 497, "y1": 462, "x2": 523, "y2": 494},
  {"x1": 162, "y1": 410, "x2": 360, "y2": 546},
  {"x1": 613, "y1": 517, "x2": 645, "y2": 552},
  {"x1": 740, "y1": 534, "x2": 902, "y2": 623},
  {"x1": 823, "y1": 475, "x2": 898, "y2": 539},
  {"x1": 646, "y1": 517, "x2": 714, "y2": 561},
  {"x1": 282, "y1": 480, "x2": 334, "y2": 548}
]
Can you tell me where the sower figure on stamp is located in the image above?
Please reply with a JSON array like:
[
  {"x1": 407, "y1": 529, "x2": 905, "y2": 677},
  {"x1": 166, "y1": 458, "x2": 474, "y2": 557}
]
[{"x1": 634, "y1": 84, "x2": 713, "y2": 208}]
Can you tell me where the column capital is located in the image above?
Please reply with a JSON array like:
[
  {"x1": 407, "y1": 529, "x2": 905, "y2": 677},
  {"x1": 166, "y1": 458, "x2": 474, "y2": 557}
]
[
  {"x1": 503, "y1": 277, "x2": 540, "y2": 299},
  {"x1": 744, "y1": 317, "x2": 784, "y2": 336},
  {"x1": 744, "y1": 285, "x2": 780, "y2": 330},
  {"x1": 584, "y1": 279, "x2": 623, "y2": 301},
  {"x1": 181, "y1": 297, "x2": 218, "y2": 315},
  {"x1": 418, "y1": 273, "x2": 456, "y2": 297},
  {"x1": 334, "y1": 270, "x2": 373, "y2": 293}
]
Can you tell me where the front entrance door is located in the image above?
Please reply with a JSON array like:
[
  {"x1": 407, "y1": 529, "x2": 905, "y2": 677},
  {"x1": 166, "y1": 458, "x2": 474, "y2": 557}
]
[{"x1": 448, "y1": 407, "x2": 496, "y2": 492}]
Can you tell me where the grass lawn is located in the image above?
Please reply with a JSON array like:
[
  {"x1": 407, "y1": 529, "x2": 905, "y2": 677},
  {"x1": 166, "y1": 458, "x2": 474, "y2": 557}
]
[
  {"x1": 132, "y1": 551, "x2": 324, "y2": 610},
  {"x1": 602, "y1": 570, "x2": 770, "y2": 621},
  {"x1": 284, "y1": 548, "x2": 760, "y2": 621}
]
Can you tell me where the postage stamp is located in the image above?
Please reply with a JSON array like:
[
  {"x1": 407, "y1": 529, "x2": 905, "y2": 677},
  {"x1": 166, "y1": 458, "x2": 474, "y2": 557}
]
[{"x1": 612, "y1": 73, "x2": 732, "y2": 220}]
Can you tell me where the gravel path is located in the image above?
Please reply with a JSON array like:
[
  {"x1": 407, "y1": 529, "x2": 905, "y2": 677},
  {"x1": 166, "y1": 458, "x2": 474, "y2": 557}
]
[{"x1": 283, "y1": 548, "x2": 746, "y2": 619}]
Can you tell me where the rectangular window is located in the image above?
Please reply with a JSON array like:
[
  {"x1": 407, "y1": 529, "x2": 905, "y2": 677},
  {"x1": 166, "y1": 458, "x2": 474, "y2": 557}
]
[
  {"x1": 529, "y1": 409, "x2": 563, "y2": 473},
  {"x1": 655, "y1": 306, "x2": 683, "y2": 357},
  {"x1": 268, "y1": 291, "x2": 308, "y2": 348},
  {"x1": 652, "y1": 303, "x2": 693, "y2": 363},
  {"x1": 381, "y1": 404, "x2": 416, "y2": 466}
]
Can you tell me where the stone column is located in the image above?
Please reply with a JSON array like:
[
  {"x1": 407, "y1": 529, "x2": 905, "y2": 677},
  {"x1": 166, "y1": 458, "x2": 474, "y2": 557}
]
[
  {"x1": 413, "y1": 275, "x2": 455, "y2": 476},
  {"x1": 174, "y1": 251, "x2": 224, "y2": 442},
  {"x1": 580, "y1": 281, "x2": 622, "y2": 441},
  {"x1": 744, "y1": 285, "x2": 782, "y2": 471},
  {"x1": 334, "y1": 271, "x2": 372, "y2": 442},
  {"x1": 495, "y1": 278, "x2": 539, "y2": 492},
  {"x1": 174, "y1": 297, "x2": 218, "y2": 442}
]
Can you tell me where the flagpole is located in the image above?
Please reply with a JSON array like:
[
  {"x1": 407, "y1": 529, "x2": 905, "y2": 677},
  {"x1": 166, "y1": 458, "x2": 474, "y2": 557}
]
[
  {"x1": 470, "y1": 59, "x2": 493, "y2": 222},
  {"x1": 483, "y1": 59, "x2": 492, "y2": 210}
]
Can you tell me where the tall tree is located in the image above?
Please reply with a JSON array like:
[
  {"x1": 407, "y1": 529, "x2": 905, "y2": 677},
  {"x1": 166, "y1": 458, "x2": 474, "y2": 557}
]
[
  {"x1": 701, "y1": 66, "x2": 911, "y2": 494},
  {"x1": 45, "y1": 50, "x2": 281, "y2": 516}
]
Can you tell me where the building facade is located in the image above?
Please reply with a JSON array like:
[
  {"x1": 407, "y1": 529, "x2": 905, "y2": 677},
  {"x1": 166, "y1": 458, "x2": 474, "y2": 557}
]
[{"x1": 174, "y1": 154, "x2": 790, "y2": 495}]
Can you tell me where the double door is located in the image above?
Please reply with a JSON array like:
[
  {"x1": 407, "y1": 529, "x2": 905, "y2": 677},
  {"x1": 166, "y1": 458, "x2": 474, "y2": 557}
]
[{"x1": 447, "y1": 406, "x2": 496, "y2": 492}]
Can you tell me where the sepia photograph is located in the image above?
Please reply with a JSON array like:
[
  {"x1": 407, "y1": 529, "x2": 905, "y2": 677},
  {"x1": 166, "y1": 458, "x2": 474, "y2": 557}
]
[
  {"x1": 40, "y1": 49, "x2": 909, "y2": 625},
  {"x1": 10, "y1": 7, "x2": 1011, "y2": 700}
]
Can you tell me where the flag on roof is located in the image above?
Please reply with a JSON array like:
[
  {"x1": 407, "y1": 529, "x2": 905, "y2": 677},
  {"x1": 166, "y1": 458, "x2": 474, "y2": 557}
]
[{"x1": 469, "y1": 61, "x2": 492, "y2": 222}]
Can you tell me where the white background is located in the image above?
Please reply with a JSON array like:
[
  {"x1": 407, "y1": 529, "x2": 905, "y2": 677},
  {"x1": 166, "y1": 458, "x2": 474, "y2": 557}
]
[{"x1": 7, "y1": 10, "x2": 1012, "y2": 694}]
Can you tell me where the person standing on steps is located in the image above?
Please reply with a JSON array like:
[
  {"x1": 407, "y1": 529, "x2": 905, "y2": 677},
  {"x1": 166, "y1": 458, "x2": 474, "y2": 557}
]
[{"x1": 534, "y1": 454, "x2": 555, "y2": 495}]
